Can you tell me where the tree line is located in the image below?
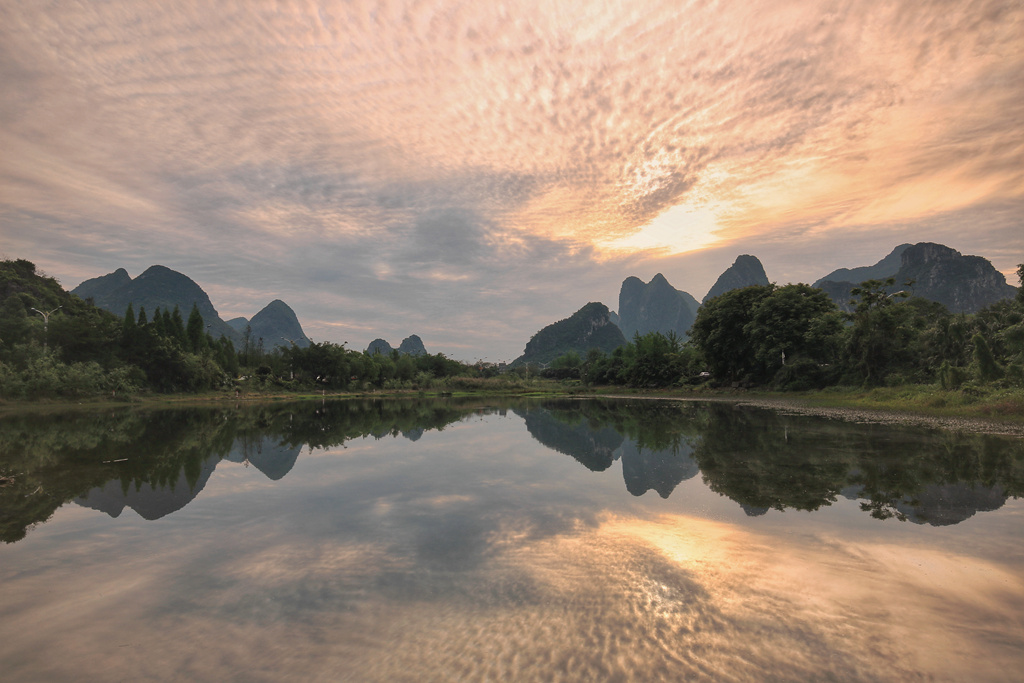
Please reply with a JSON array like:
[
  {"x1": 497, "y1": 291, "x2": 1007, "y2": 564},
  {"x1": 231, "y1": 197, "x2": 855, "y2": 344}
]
[
  {"x1": 544, "y1": 267, "x2": 1024, "y2": 391},
  {"x1": 0, "y1": 259, "x2": 476, "y2": 399},
  {"x1": 3, "y1": 257, "x2": 1022, "y2": 399}
]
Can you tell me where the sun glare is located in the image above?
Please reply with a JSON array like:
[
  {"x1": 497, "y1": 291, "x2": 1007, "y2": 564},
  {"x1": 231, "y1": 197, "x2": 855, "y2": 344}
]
[{"x1": 605, "y1": 202, "x2": 723, "y2": 255}]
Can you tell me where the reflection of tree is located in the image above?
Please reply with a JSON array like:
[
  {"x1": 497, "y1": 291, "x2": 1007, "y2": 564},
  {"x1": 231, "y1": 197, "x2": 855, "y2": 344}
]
[
  {"x1": 4, "y1": 398, "x2": 1022, "y2": 544},
  {"x1": 519, "y1": 399, "x2": 1024, "y2": 523},
  {"x1": 848, "y1": 432, "x2": 1024, "y2": 524},
  {"x1": 0, "y1": 408, "x2": 235, "y2": 542},
  {"x1": 0, "y1": 397, "x2": 503, "y2": 543},
  {"x1": 692, "y1": 405, "x2": 853, "y2": 512},
  {"x1": 690, "y1": 404, "x2": 1024, "y2": 523}
]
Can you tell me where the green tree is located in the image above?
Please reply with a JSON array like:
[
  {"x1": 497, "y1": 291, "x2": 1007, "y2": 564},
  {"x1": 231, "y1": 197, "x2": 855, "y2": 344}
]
[
  {"x1": 690, "y1": 285, "x2": 775, "y2": 383},
  {"x1": 972, "y1": 333, "x2": 1003, "y2": 382},
  {"x1": 844, "y1": 278, "x2": 910, "y2": 385},
  {"x1": 186, "y1": 304, "x2": 206, "y2": 353},
  {"x1": 746, "y1": 284, "x2": 843, "y2": 381}
]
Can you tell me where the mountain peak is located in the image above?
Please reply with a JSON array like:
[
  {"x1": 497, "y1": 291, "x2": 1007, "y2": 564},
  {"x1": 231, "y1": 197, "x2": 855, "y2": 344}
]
[
  {"x1": 250, "y1": 299, "x2": 311, "y2": 348},
  {"x1": 703, "y1": 255, "x2": 769, "y2": 303},
  {"x1": 618, "y1": 273, "x2": 700, "y2": 340},
  {"x1": 513, "y1": 302, "x2": 626, "y2": 366}
]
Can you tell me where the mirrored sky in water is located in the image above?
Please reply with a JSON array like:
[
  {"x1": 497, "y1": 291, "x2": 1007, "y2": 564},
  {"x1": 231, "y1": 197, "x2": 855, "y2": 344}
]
[{"x1": 1, "y1": 399, "x2": 1023, "y2": 681}]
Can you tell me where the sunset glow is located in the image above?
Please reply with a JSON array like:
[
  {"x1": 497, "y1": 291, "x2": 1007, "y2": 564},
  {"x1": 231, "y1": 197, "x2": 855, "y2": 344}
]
[{"x1": 1, "y1": 0, "x2": 1021, "y2": 359}]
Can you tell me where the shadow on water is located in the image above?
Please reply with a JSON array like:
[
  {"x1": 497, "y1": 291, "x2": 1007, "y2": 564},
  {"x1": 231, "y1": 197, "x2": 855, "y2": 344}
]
[{"x1": 2, "y1": 397, "x2": 1023, "y2": 542}]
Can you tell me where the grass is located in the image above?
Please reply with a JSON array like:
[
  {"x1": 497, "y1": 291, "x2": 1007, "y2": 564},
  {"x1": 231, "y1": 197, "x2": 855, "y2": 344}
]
[
  {"x1": 3, "y1": 376, "x2": 1022, "y2": 424},
  {"x1": 746, "y1": 384, "x2": 1024, "y2": 423}
]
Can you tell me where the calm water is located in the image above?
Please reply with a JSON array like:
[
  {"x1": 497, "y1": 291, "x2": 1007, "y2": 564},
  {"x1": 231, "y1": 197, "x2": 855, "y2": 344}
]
[{"x1": 2, "y1": 397, "x2": 1023, "y2": 682}]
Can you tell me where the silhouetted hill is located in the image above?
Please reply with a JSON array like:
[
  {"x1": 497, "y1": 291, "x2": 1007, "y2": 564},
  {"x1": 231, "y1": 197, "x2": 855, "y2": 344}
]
[
  {"x1": 815, "y1": 243, "x2": 1017, "y2": 313},
  {"x1": 513, "y1": 302, "x2": 626, "y2": 366},
  {"x1": 72, "y1": 265, "x2": 240, "y2": 342},
  {"x1": 618, "y1": 273, "x2": 700, "y2": 340},
  {"x1": 703, "y1": 255, "x2": 769, "y2": 303},
  {"x1": 813, "y1": 244, "x2": 911, "y2": 287},
  {"x1": 366, "y1": 338, "x2": 393, "y2": 355},
  {"x1": 398, "y1": 334, "x2": 427, "y2": 356},
  {"x1": 365, "y1": 335, "x2": 428, "y2": 356},
  {"x1": 249, "y1": 300, "x2": 311, "y2": 349},
  {"x1": 895, "y1": 243, "x2": 1017, "y2": 313},
  {"x1": 72, "y1": 267, "x2": 132, "y2": 301},
  {"x1": 226, "y1": 317, "x2": 249, "y2": 332}
]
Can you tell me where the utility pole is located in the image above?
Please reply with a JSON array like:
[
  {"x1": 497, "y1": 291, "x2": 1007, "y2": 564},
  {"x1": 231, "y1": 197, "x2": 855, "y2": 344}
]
[{"x1": 30, "y1": 306, "x2": 61, "y2": 352}]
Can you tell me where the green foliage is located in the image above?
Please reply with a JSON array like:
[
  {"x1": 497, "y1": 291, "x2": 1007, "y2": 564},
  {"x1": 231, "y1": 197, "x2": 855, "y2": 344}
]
[
  {"x1": 690, "y1": 284, "x2": 844, "y2": 386},
  {"x1": 186, "y1": 304, "x2": 207, "y2": 353},
  {"x1": 689, "y1": 285, "x2": 775, "y2": 383},
  {"x1": 972, "y1": 333, "x2": 1003, "y2": 382},
  {"x1": 938, "y1": 361, "x2": 968, "y2": 390},
  {"x1": 516, "y1": 302, "x2": 626, "y2": 366}
]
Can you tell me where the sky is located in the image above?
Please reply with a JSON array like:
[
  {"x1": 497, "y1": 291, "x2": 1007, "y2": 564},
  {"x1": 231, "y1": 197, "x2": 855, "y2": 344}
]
[{"x1": 1, "y1": 0, "x2": 1021, "y2": 362}]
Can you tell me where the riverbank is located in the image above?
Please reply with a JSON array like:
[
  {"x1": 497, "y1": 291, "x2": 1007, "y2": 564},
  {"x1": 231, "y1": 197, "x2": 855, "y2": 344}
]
[
  {"x1": 594, "y1": 384, "x2": 1024, "y2": 436},
  {"x1": 3, "y1": 382, "x2": 1022, "y2": 435}
]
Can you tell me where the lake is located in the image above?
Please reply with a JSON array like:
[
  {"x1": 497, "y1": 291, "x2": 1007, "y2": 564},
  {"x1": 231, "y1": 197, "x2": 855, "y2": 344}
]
[{"x1": 2, "y1": 397, "x2": 1022, "y2": 681}]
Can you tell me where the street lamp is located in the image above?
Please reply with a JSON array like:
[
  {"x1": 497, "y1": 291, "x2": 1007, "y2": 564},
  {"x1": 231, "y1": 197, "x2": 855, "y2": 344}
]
[
  {"x1": 30, "y1": 306, "x2": 61, "y2": 352},
  {"x1": 282, "y1": 337, "x2": 296, "y2": 379}
]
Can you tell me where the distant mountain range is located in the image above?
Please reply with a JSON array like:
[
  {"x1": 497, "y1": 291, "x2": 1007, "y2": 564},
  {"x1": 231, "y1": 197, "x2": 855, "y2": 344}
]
[
  {"x1": 515, "y1": 242, "x2": 1016, "y2": 365},
  {"x1": 618, "y1": 273, "x2": 700, "y2": 341},
  {"x1": 512, "y1": 302, "x2": 626, "y2": 366},
  {"x1": 814, "y1": 242, "x2": 1017, "y2": 313},
  {"x1": 702, "y1": 254, "x2": 770, "y2": 303},
  {"x1": 365, "y1": 334, "x2": 428, "y2": 356},
  {"x1": 73, "y1": 265, "x2": 310, "y2": 350},
  {"x1": 71, "y1": 241, "x2": 1017, "y2": 364}
]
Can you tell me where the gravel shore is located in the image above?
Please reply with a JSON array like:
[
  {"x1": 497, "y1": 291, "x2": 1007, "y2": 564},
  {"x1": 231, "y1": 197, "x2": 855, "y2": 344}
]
[
  {"x1": 599, "y1": 393, "x2": 1024, "y2": 437},
  {"x1": 713, "y1": 397, "x2": 1024, "y2": 437}
]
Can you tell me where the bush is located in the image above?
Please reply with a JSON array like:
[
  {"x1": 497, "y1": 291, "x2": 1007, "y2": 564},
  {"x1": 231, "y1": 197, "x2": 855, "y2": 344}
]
[
  {"x1": 771, "y1": 359, "x2": 831, "y2": 391},
  {"x1": 938, "y1": 361, "x2": 968, "y2": 390}
]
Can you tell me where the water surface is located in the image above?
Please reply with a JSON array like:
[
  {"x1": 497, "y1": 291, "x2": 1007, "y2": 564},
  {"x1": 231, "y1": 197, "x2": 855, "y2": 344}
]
[{"x1": 2, "y1": 398, "x2": 1022, "y2": 681}]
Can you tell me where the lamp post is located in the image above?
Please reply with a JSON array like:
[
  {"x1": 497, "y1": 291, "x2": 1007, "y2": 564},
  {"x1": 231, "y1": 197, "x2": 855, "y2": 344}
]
[
  {"x1": 30, "y1": 306, "x2": 61, "y2": 352},
  {"x1": 282, "y1": 337, "x2": 297, "y2": 379}
]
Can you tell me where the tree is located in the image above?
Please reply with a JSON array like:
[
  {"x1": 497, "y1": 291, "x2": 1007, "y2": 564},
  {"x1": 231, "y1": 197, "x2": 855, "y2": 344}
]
[
  {"x1": 746, "y1": 284, "x2": 843, "y2": 379},
  {"x1": 186, "y1": 304, "x2": 206, "y2": 353},
  {"x1": 690, "y1": 285, "x2": 775, "y2": 383},
  {"x1": 972, "y1": 333, "x2": 1003, "y2": 381},
  {"x1": 844, "y1": 278, "x2": 910, "y2": 385}
]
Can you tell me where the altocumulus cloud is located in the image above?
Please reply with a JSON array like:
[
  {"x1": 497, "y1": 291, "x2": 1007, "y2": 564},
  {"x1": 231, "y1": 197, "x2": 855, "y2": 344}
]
[{"x1": 0, "y1": 0, "x2": 1021, "y2": 360}]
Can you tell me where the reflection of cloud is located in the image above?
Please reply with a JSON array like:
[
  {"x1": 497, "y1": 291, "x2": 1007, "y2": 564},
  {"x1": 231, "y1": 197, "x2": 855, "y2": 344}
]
[{"x1": 6, "y1": 511, "x2": 1022, "y2": 681}]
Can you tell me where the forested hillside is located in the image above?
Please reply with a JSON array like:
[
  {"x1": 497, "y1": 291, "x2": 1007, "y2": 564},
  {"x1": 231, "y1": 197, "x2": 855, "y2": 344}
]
[
  {"x1": 546, "y1": 269, "x2": 1024, "y2": 392},
  {"x1": 0, "y1": 259, "x2": 474, "y2": 399}
]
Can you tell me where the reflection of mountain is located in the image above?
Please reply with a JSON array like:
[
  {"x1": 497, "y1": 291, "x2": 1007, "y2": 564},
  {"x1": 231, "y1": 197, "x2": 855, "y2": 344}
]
[
  {"x1": 225, "y1": 435, "x2": 302, "y2": 481},
  {"x1": 76, "y1": 453, "x2": 221, "y2": 520},
  {"x1": 618, "y1": 439, "x2": 699, "y2": 498},
  {"x1": 518, "y1": 408, "x2": 624, "y2": 472},
  {"x1": 895, "y1": 483, "x2": 1007, "y2": 526}
]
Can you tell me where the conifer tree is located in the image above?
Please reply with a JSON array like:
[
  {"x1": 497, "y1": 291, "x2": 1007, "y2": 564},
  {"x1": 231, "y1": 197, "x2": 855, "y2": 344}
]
[{"x1": 186, "y1": 303, "x2": 206, "y2": 353}]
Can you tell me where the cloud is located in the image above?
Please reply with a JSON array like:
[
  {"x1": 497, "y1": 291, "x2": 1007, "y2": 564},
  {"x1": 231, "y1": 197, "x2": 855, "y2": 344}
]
[{"x1": 0, "y1": 0, "x2": 1021, "y2": 359}]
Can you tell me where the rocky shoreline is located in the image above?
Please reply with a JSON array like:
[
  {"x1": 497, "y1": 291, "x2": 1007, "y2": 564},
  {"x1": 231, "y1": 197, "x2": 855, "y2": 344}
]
[{"x1": 720, "y1": 397, "x2": 1024, "y2": 437}]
